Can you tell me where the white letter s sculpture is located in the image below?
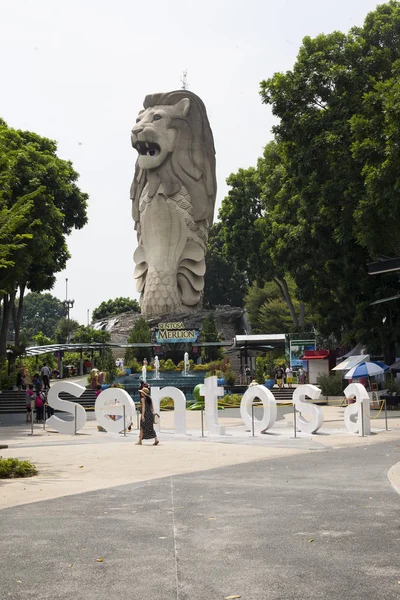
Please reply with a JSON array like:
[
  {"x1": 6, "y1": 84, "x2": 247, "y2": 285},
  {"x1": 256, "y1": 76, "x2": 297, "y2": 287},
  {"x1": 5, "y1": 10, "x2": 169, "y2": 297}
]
[{"x1": 292, "y1": 384, "x2": 324, "y2": 434}]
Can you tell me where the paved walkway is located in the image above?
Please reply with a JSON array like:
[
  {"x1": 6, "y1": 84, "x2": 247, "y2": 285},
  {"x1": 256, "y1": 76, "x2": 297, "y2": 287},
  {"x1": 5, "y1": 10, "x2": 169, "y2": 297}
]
[{"x1": 1, "y1": 407, "x2": 400, "y2": 599}]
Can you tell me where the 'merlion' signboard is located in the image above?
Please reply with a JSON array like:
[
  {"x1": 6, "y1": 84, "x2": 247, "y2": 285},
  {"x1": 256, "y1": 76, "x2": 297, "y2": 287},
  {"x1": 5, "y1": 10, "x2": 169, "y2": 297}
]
[{"x1": 156, "y1": 322, "x2": 199, "y2": 344}]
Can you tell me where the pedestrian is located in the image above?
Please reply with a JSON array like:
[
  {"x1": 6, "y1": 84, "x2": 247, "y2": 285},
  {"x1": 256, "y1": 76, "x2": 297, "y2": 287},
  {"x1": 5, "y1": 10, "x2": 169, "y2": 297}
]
[
  {"x1": 35, "y1": 392, "x2": 44, "y2": 422},
  {"x1": 32, "y1": 373, "x2": 42, "y2": 394},
  {"x1": 40, "y1": 363, "x2": 51, "y2": 390},
  {"x1": 16, "y1": 369, "x2": 23, "y2": 393},
  {"x1": 25, "y1": 384, "x2": 34, "y2": 422},
  {"x1": 285, "y1": 365, "x2": 293, "y2": 388},
  {"x1": 298, "y1": 367, "x2": 305, "y2": 385},
  {"x1": 275, "y1": 365, "x2": 285, "y2": 389},
  {"x1": 245, "y1": 365, "x2": 251, "y2": 385},
  {"x1": 135, "y1": 387, "x2": 159, "y2": 446}
]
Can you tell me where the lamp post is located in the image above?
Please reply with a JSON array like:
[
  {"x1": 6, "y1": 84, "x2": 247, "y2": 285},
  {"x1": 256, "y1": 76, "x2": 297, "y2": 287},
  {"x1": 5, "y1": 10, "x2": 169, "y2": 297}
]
[
  {"x1": 6, "y1": 348, "x2": 13, "y2": 376},
  {"x1": 64, "y1": 278, "x2": 75, "y2": 343}
]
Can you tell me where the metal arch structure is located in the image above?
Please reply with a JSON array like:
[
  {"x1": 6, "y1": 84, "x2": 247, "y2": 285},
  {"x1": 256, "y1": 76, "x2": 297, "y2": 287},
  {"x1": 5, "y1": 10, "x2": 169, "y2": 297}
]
[{"x1": 24, "y1": 341, "x2": 230, "y2": 357}]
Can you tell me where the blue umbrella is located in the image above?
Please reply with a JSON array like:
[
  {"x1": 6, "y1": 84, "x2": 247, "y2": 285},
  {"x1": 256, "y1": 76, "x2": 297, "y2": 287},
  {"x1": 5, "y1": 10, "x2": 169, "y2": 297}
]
[
  {"x1": 345, "y1": 361, "x2": 385, "y2": 379},
  {"x1": 371, "y1": 361, "x2": 390, "y2": 371}
]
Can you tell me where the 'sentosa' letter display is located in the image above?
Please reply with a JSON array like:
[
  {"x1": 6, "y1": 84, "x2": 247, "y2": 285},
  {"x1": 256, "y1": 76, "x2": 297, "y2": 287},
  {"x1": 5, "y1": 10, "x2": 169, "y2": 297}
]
[
  {"x1": 292, "y1": 384, "x2": 324, "y2": 434},
  {"x1": 240, "y1": 385, "x2": 277, "y2": 433},
  {"x1": 46, "y1": 381, "x2": 87, "y2": 434},
  {"x1": 344, "y1": 383, "x2": 371, "y2": 436},
  {"x1": 131, "y1": 90, "x2": 217, "y2": 316}
]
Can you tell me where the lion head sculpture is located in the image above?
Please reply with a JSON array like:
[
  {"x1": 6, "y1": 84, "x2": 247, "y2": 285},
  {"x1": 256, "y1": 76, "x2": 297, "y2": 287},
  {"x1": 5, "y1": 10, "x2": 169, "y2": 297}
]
[{"x1": 130, "y1": 90, "x2": 217, "y2": 226}]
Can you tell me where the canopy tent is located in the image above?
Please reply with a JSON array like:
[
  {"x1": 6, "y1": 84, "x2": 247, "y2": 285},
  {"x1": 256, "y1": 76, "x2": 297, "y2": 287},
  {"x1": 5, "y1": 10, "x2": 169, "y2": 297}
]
[{"x1": 332, "y1": 355, "x2": 370, "y2": 372}]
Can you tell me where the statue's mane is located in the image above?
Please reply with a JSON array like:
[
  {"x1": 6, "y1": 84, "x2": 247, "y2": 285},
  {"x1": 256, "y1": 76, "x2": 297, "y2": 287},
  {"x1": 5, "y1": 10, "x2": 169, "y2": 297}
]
[{"x1": 131, "y1": 90, "x2": 217, "y2": 225}]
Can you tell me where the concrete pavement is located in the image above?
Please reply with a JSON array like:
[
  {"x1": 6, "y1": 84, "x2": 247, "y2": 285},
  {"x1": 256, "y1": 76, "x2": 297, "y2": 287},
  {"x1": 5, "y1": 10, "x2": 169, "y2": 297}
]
[{"x1": 1, "y1": 442, "x2": 400, "y2": 599}]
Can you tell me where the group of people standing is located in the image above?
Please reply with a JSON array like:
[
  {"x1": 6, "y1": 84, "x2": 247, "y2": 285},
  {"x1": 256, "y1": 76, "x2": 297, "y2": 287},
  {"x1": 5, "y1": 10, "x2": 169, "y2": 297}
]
[
  {"x1": 274, "y1": 365, "x2": 305, "y2": 388},
  {"x1": 23, "y1": 363, "x2": 53, "y2": 423}
]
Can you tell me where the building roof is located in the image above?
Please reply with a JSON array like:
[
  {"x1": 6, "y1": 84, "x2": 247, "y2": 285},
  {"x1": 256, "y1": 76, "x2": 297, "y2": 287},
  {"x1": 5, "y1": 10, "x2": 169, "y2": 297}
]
[
  {"x1": 302, "y1": 350, "x2": 329, "y2": 360},
  {"x1": 234, "y1": 334, "x2": 286, "y2": 345}
]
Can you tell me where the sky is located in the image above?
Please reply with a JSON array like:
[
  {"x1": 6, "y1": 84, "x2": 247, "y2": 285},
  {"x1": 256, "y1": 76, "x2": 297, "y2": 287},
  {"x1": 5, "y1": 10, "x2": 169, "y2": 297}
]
[{"x1": 2, "y1": 0, "x2": 382, "y2": 324}]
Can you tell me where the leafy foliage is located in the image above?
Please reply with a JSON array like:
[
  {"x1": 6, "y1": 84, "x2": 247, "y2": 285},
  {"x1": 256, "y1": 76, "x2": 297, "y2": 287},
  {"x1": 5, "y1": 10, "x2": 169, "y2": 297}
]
[
  {"x1": 200, "y1": 315, "x2": 222, "y2": 362},
  {"x1": 124, "y1": 317, "x2": 152, "y2": 363},
  {"x1": 18, "y1": 292, "x2": 67, "y2": 341},
  {"x1": 0, "y1": 121, "x2": 88, "y2": 358},
  {"x1": 204, "y1": 222, "x2": 247, "y2": 308},
  {"x1": 92, "y1": 297, "x2": 141, "y2": 321},
  {"x1": 0, "y1": 457, "x2": 38, "y2": 478},
  {"x1": 256, "y1": 1, "x2": 400, "y2": 361},
  {"x1": 316, "y1": 373, "x2": 344, "y2": 397},
  {"x1": 54, "y1": 317, "x2": 80, "y2": 343},
  {"x1": 72, "y1": 326, "x2": 111, "y2": 344}
]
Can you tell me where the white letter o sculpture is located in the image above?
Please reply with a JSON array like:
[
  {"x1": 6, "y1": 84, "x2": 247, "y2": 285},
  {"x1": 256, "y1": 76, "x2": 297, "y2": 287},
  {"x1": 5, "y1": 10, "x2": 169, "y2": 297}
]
[{"x1": 240, "y1": 385, "x2": 277, "y2": 433}]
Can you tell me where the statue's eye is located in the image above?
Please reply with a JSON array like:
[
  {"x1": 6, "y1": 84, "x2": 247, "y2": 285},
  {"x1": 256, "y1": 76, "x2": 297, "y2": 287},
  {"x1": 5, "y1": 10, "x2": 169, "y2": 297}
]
[
  {"x1": 135, "y1": 117, "x2": 141, "y2": 123},
  {"x1": 152, "y1": 114, "x2": 162, "y2": 121}
]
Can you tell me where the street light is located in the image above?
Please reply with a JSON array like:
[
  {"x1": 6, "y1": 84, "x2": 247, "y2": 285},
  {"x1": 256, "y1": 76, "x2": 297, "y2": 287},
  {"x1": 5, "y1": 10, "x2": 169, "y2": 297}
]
[{"x1": 64, "y1": 278, "x2": 75, "y2": 343}]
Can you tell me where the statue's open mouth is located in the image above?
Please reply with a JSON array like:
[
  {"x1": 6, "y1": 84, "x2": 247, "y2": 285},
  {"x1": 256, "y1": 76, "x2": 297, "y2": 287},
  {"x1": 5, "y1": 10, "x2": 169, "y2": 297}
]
[{"x1": 134, "y1": 141, "x2": 161, "y2": 157}]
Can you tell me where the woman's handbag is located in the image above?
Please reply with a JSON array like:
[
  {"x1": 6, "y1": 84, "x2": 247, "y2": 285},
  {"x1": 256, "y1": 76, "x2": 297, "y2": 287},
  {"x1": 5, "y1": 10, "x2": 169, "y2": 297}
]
[{"x1": 153, "y1": 413, "x2": 160, "y2": 425}]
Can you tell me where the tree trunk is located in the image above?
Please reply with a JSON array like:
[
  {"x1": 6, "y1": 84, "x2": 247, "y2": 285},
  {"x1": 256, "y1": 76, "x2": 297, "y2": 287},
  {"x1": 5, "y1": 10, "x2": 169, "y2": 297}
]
[
  {"x1": 12, "y1": 283, "x2": 25, "y2": 349},
  {"x1": 299, "y1": 302, "x2": 305, "y2": 330},
  {"x1": 0, "y1": 289, "x2": 16, "y2": 360},
  {"x1": 273, "y1": 276, "x2": 299, "y2": 329}
]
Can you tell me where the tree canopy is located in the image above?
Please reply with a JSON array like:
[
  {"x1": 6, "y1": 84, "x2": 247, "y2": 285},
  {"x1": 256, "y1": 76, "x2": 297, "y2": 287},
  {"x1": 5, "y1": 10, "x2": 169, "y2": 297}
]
[
  {"x1": 92, "y1": 297, "x2": 141, "y2": 321},
  {"x1": 19, "y1": 292, "x2": 67, "y2": 342},
  {"x1": 203, "y1": 223, "x2": 247, "y2": 309},
  {"x1": 215, "y1": 1, "x2": 400, "y2": 362},
  {"x1": 0, "y1": 121, "x2": 88, "y2": 359},
  {"x1": 124, "y1": 317, "x2": 151, "y2": 363}
]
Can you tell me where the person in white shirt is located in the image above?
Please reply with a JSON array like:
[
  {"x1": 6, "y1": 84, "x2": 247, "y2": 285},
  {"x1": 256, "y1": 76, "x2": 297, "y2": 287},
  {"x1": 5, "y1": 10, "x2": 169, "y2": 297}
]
[
  {"x1": 285, "y1": 366, "x2": 293, "y2": 388},
  {"x1": 40, "y1": 363, "x2": 51, "y2": 390}
]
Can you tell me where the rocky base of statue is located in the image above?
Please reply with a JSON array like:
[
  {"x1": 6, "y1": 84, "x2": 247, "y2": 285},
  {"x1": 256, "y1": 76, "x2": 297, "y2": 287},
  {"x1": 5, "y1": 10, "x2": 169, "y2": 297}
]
[{"x1": 92, "y1": 305, "x2": 245, "y2": 346}]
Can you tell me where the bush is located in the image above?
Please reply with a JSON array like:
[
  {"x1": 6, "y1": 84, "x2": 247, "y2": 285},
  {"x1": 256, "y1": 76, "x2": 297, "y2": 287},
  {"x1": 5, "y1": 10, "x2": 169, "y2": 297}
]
[
  {"x1": 160, "y1": 358, "x2": 178, "y2": 371},
  {"x1": 193, "y1": 363, "x2": 211, "y2": 371},
  {"x1": 0, "y1": 457, "x2": 38, "y2": 478},
  {"x1": 221, "y1": 394, "x2": 242, "y2": 406},
  {"x1": 316, "y1": 373, "x2": 343, "y2": 397},
  {"x1": 385, "y1": 378, "x2": 400, "y2": 394},
  {"x1": 129, "y1": 359, "x2": 142, "y2": 373},
  {"x1": 255, "y1": 356, "x2": 266, "y2": 384},
  {"x1": 225, "y1": 370, "x2": 236, "y2": 385}
]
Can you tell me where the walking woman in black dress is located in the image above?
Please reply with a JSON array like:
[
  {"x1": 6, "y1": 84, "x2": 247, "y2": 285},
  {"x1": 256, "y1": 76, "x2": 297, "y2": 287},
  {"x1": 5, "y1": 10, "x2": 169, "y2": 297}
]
[{"x1": 135, "y1": 387, "x2": 159, "y2": 445}]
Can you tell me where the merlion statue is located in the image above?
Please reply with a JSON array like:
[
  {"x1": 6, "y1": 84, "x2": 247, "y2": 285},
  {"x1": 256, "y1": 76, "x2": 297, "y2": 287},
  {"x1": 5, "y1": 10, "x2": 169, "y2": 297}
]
[{"x1": 131, "y1": 90, "x2": 217, "y2": 316}]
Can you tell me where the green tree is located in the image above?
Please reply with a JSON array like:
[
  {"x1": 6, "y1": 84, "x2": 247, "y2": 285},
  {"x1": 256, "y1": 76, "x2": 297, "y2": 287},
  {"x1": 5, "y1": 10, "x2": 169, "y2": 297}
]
[
  {"x1": 252, "y1": 1, "x2": 400, "y2": 361},
  {"x1": 125, "y1": 317, "x2": 151, "y2": 364},
  {"x1": 54, "y1": 317, "x2": 80, "y2": 343},
  {"x1": 72, "y1": 326, "x2": 111, "y2": 344},
  {"x1": 200, "y1": 314, "x2": 222, "y2": 362},
  {"x1": 31, "y1": 332, "x2": 54, "y2": 346},
  {"x1": 92, "y1": 297, "x2": 141, "y2": 321},
  {"x1": 245, "y1": 280, "x2": 314, "y2": 334},
  {"x1": 203, "y1": 222, "x2": 247, "y2": 309},
  {"x1": 17, "y1": 292, "x2": 67, "y2": 342},
  {"x1": 218, "y1": 160, "x2": 303, "y2": 328},
  {"x1": 0, "y1": 121, "x2": 88, "y2": 357}
]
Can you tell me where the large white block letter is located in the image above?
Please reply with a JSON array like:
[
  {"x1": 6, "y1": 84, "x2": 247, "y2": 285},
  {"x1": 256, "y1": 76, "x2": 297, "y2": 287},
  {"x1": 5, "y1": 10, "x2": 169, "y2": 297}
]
[
  {"x1": 199, "y1": 376, "x2": 225, "y2": 435},
  {"x1": 240, "y1": 385, "x2": 277, "y2": 433},
  {"x1": 293, "y1": 384, "x2": 324, "y2": 434},
  {"x1": 344, "y1": 383, "x2": 371, "y2": 436},
  {"x1": 152, "y1": 387, "x2": 187, "y2": 435},
  {"x1": 95, "y1": 388, "x2": 136, "y2": 434},
  {"x1": 46, "y1": 381, "x2": 87, "y2": 434}
]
